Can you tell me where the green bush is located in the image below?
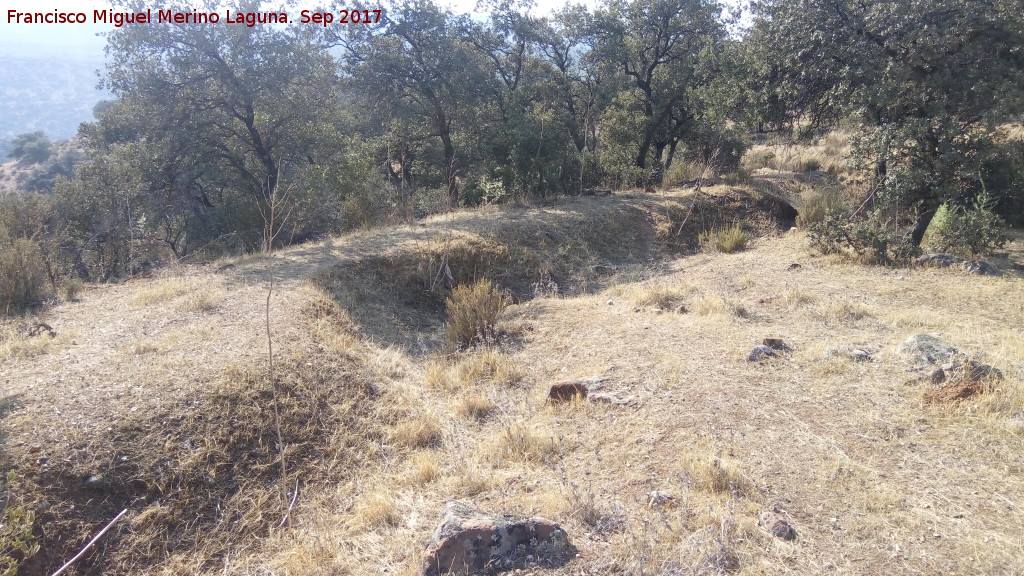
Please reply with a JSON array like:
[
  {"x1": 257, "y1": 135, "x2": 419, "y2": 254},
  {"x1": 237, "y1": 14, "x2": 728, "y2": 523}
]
[
  {"x1": 925, "y1": 194, "x2": 1007, "y2": 256},
  {"x1": 807, "y1": 209, "x2": 916, "y2": 265},
  {"x1": 1, "y1": 471, "x2": 40, "y2": 576},
  {"x1": 445, "y1": 279, "x2": 506, "y2": 348},
  {"x1": 700, "y1": 223, "x2": 752, "y2": 253},
  {"x1": 0, "y1": 239, "x2": 48, "y2": 313}
]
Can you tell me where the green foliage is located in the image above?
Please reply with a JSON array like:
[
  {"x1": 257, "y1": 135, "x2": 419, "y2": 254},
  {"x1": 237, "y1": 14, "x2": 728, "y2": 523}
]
[
  {"x1": 700, "y1": 223, "x2": 752, "y2": 253},
  {"x1": 926, "y1": 194, "x2": 1008, "y2": 257},
  {"x1": 807, "y1": 209, "x2": 916, "y2": 265},
  {"x1": 751, "y1": 0, "x2": 1024, "y2": 246},
  {"x1": 445, "y1": 279, "x2": 506, "y2": 348},
  {"x1": 1, "y1": 471, "x2": 40, "y2": 576},
  {"x1": 8, "y1": 131, "x2": 52, "y2": 164}
]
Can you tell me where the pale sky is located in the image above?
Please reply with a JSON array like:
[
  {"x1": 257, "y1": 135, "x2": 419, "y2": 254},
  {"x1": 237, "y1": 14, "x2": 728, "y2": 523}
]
[{"x1": 1, "y1": 0, "x2": 742, "y2": 53}]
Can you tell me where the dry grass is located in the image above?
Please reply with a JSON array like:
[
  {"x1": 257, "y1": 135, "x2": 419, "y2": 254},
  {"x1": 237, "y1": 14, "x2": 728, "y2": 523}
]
[
  {"x1": 2, "y1": 188, "x2": 1023, "y2": 576},
  {"x1": 456, "y1": 393, "x2": 498, "y2": 420},
  {"x1": 745, "y1": 130, "x2": 853, "y2": 176},
  {"x1": 406, "y1": 451, "x2": 441, "y2": 485},
  {"x1": 692, "y1": 291, "x2": 749, "y2": 317},
  {"x1": 352, "y1": 492, "x2": 402, "y2": 529},
  {"x1": 493, "y1": 421, "x2": 559, "y2": 464},
  {"x1": 700, "y1": 223, "x2": 752, "y2": 253},
  {"x1": 391, "y1": 412, "x2": 444, "y2": 449},
  {"x1": 454, "y1": 348, "x2": 522, "y2": 387}
]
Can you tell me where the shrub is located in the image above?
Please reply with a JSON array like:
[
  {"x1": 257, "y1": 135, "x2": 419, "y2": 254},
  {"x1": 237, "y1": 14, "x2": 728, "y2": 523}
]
[
  {"x1": 61, "y1": 277, "x2": 84, "y2": 302},
  {"x1": 445, "y1": 279, "x2": 506, "y2": 348},
  {"x1": 797, "y1": 193, "x2": 848, "y2": 229},
  {"x1": 0, "y1": 239, "x2": 48, "y2": 313},
  {"x1": 700, "y1": 223, "x2": 752, "y2": 253},
  {"x1": 807, "y1": 209, "x2": 916, "y2": 265},
  {"x1": 925, "y1": 193, "x2": 1007, "y2": 256}
]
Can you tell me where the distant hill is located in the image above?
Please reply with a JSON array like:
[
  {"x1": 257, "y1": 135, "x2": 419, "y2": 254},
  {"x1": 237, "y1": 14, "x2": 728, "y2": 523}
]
[{"x1": 0, "y1": 40, "x2": 110, "y2": 145}]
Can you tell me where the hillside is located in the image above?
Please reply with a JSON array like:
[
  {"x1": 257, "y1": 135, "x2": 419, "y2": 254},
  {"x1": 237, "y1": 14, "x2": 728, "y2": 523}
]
[
  {"x1": 0, "y1": 47, "x2": 107, "y2": 144},
  {"x1": 2, "y1": 185, "x2": 1023, "y2": 576}
]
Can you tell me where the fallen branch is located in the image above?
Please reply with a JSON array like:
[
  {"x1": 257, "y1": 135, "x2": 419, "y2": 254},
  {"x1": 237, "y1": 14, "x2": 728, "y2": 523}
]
[{"x1": 50, "y1": 508, "x2": 128, "y2": 576}]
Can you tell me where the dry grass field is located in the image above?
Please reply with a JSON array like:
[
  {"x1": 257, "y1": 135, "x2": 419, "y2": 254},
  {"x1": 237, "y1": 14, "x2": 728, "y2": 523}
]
[{"x1": 2, "y1": 183, "x2": 1022, "y2": 576}]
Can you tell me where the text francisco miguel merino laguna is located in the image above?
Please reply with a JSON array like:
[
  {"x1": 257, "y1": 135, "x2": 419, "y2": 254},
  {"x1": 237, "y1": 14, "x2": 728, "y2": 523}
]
[{"x1": 7, "y1": 8, "x2": 298, "y2": 27}]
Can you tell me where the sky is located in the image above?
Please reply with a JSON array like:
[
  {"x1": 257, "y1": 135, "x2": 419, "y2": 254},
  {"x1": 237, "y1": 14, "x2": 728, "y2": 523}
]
[{"x1": 2, "y1": 0, "x2": 742, "y2": 54}]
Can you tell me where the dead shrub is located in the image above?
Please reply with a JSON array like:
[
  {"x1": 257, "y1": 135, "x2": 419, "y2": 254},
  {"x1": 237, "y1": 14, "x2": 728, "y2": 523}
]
[
  {"x1": 445, "y1": 279, "x2": 506, "y2": 348},
  {"x1": 0, "y1": 239, "x2": 48, "y2": 313}
]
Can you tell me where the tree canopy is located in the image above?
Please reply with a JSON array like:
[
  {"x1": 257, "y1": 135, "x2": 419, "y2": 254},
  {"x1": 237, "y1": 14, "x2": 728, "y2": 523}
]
[{"x1": 4, "y1": 0, "x2": 1021, "y2": 285}]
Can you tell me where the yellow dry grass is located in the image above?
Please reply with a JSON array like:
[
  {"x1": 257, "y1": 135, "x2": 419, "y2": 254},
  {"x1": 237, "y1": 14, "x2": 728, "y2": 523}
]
[{"x1": 1, "y1": 186, "x2": 1022, "y2": 576}]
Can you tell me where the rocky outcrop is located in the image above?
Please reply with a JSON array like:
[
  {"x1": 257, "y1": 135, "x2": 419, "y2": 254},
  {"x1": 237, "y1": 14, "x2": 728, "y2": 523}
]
[
  {"x1": 915, "y1": 253, "x2": 1001, "y2": 276},
  {"x1": 421, "y1": 501, "x2": 574, "y2": 576},
  {"x1": 897, "y1": 334, "x2": 1004, "y2": 402}
]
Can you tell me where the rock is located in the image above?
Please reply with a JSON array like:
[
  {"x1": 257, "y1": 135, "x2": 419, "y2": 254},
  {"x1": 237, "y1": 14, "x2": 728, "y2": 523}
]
[
  {"x1": 762, "y1": 337, "x2": 791, "y2": 351},
  {"x1": 421, "y1": 501, "x2": 574, "y2": 576},
  {"x1": 961, "y1": 260, "x2": 1001, "y2": 276},
  {"x1": 647, "y1": 490, "x2": 676, "y2": 507},
  {"x1": 944, "y1": 354, "x2": 1003, "y2": 383},
  {"x1": 759, "y1": 510, "x2": 796, "y2": 540},
  {"x1": 746, "y1": 345, "x2": 777, "y2": 361},
  {"x1": 548, "y1": 381, "x2": 590, "y2": 402},
  {"x1": 825, "y1": 346, "x2": 872, "y2": 362},
  {"x1": 916, "y1": 253, "x2": 959, "y2": 268},
  {"x1": 588, "y1": 391, "x2": 635, "y2": 406},
  {"x1": 787, "y1": 263, "x2": 802, "y2": 270},
  {"x1": 896, "y1": 334, "x2": 959, "y2": 366},
  {"x1": 926, "y1": 368, "x2": 946, "y2": 384}
]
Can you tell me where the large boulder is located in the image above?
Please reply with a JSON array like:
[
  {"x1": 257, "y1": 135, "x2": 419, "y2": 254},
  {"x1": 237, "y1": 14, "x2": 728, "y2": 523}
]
[{"x1": 421, "y1": 501, "x2": 574, "y2": 576}]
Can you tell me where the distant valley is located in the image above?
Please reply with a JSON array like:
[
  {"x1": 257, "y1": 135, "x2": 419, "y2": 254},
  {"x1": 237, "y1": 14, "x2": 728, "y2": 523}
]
[{"x1": 0, "y1": 42, "x2": 109, "y2": 152}]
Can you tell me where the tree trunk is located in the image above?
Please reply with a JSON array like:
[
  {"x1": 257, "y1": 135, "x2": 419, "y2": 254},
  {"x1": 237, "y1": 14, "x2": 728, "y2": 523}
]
[
  {"x1": 907, "y1": 201, "x2": 939, "y2": 247},
  {"x1": 432, "y1": 103, "x2": 459, "y2": 208}
]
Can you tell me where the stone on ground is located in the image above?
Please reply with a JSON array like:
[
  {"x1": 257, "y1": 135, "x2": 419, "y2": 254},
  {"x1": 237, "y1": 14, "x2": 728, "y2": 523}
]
[{"x1": 421, "y1": 501, "x2": 574, "y2": 576}]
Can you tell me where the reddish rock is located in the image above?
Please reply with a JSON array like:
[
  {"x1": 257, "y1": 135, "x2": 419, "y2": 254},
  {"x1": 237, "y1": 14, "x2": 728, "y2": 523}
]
[
  {"x1": 421, "y1": 501, "x2": 574, "y2": 576},
  {"x1": 548, "y1": 381, "x2": 589, "y2": 402},
  {"x1": 762, "y1": 337, "x2": 790, "y2": 351}
]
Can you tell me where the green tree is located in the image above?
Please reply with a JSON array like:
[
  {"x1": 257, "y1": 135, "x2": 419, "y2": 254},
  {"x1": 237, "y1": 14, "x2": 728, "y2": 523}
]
[
  {"x1": 750, "y1": 0, "x2": 1024, "y2": 246},
  {"x1": 337, "y1": 0, "x2": 494, "y2": 207},
  {"x1": 8, "y1": 131, "x2": 52, "y2": 165},
  {"x1": 93, "y1": 0, "x2": 344, "y2": 251},
  {"x1": 589, "y1": 0, "x2": 731, "y2": 182}
]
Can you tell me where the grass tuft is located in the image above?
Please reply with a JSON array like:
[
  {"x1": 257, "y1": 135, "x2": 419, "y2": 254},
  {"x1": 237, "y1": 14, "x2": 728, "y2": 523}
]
[
  {"x1": 700, "y1": 223, "x2": 752, "y2": 253},
  {"x1": 391, "y1": 413, "x2": 443, "y2": 449}
]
